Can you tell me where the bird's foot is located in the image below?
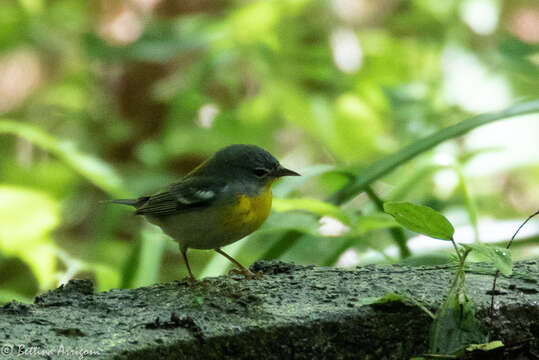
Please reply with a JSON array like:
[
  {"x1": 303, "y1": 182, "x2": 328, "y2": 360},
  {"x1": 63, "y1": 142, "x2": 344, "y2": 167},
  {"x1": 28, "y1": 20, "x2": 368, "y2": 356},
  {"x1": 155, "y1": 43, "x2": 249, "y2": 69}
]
[{"x1": 229, "y1": 268, "x2": 263, "y2": 280}]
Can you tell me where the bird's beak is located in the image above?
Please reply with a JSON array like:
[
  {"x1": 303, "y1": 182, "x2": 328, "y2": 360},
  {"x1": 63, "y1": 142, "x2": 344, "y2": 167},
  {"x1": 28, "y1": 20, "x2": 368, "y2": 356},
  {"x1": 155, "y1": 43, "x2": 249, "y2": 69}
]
[{"x1": 273, "y1": 166, "x2": 300, "y2": 177}]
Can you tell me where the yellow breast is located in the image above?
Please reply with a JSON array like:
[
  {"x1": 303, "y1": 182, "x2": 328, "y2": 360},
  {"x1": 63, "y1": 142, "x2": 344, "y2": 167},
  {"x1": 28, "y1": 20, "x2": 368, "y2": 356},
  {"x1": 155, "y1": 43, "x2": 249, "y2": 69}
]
[{"x1": 224, "y1": 183, "x2": 273, "y2": 237}]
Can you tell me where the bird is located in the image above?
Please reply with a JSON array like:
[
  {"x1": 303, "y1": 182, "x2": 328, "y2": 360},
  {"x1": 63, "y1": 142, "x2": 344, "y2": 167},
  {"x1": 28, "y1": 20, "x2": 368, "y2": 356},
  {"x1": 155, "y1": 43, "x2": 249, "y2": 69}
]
[{"x1": 108, "y1": 144, "x2": 300, "y2": 280}]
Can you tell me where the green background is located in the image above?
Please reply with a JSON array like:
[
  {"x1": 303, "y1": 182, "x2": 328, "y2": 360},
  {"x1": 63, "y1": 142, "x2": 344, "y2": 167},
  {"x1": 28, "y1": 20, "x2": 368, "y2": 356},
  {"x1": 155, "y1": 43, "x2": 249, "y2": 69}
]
[{"x1": 0, "y1": 0, "x2": 538, "y2": 303}]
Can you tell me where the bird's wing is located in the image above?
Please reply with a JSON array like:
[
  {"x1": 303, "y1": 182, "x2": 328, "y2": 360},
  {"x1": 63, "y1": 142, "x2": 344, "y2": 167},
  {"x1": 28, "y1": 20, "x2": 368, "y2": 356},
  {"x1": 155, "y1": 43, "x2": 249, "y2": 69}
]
[{"x1": 134, "y1": 177, "x2": 225, "y2": 217}]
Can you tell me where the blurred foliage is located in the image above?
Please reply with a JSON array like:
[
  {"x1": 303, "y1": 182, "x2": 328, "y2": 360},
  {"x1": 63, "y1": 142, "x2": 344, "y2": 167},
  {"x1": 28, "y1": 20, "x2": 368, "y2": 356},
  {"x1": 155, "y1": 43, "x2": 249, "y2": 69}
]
[{"x1": 0, "y1": 0, "x2": 538, "y2": 303}]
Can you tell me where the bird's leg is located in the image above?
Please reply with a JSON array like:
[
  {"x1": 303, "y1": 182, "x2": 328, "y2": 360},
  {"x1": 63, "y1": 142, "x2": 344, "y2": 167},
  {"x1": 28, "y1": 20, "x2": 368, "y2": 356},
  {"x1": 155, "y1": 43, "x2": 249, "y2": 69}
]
[
  {"x1": 181, "y1": 248, "x2": 196, "y2": 281},
  {"x1": 215, "y1": 248, "x2": 262, "y2": 279}
]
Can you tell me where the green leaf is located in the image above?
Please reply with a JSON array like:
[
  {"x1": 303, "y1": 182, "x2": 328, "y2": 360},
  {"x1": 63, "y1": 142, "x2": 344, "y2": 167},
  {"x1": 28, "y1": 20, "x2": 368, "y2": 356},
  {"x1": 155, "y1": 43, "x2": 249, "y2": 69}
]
[
  {"x1": 462, "y1": 243, "x2": 512, "y2": 276},
  {"x1": 357, "y1": 292, "x2": 436, "y2": 320},
  {"x1": 400, "y1": 253, "x2": 453, "y2": 266},
  {"x1": 331, "y1": 100, "x2": 539, "y2": 205},
  {"x1": 355, "y1": 293, "x2": 409, "y2": 306},
  {"x1": 383, "y1": 201, "x2": 454, "y2": 240},
  {"x1": 465, "y1": 340, "x2": 504, "y2": 352},
  {"x1": 0, "y1": 120, "x2": 127, "y2": 197}
]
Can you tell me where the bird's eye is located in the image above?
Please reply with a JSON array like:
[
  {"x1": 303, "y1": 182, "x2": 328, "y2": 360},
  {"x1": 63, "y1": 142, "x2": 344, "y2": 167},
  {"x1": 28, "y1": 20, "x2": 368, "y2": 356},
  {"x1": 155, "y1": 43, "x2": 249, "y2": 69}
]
[{"x1": 254, "y1": 168, "x2": 269, "y2": 177}]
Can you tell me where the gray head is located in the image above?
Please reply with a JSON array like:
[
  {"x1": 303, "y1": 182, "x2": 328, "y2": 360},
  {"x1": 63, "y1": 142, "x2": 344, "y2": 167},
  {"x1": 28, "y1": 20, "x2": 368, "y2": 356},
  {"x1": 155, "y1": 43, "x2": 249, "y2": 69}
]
[{"x1": 198, "y1": 144, "x2": 299, "y2": 183}]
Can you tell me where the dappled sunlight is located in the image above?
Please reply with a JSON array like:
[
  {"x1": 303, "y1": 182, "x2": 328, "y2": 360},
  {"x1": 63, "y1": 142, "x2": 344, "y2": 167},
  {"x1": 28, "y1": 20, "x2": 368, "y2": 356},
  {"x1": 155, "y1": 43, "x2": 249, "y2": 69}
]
[
  {"x1": 196, "y1": 103, "x2": 220, "y2": 128},
  {"x1": 0, "y1": 49, "x2": 42, "y2": 114},
  {"x1": 318, "y1": 216, "x2": 350, "y2": 237},
  {"x1": 442, "y1": 46, "x2": 512, "y2": 112},
  {"x1": 99, "y1": 2, "x2": 144, "y2": 45},
  {"x1": 509, "y1": 6, "x2": 539, "y2": 44},
  {"x1": 460, "y1": 0, "x2": 500, "y2": 35},
  {"x1": 330, "y1": 27, "x2": 363, "y2": 73}
]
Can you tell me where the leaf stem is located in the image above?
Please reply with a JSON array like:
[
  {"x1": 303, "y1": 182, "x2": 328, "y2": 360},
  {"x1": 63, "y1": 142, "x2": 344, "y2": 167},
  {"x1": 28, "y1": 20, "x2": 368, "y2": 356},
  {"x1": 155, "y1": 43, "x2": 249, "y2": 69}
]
[{"x1": 450, "y1": 237, "x2": 462, "y2": 263}]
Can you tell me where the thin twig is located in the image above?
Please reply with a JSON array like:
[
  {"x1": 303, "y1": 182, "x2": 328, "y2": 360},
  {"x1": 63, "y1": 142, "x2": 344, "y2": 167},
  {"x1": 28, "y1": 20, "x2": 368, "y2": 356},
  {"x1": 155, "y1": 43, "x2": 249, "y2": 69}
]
[{"x1": 489, "y1": 210, "x2": 539, "y2": 315}]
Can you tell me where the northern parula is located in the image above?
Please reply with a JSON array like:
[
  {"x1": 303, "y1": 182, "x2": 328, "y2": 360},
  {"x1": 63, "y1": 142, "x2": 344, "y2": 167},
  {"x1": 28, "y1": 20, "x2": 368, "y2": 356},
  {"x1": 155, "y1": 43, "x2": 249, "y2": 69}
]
[{"x1": 109, "y1": 144, "x2": 300, "y2": 280}]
